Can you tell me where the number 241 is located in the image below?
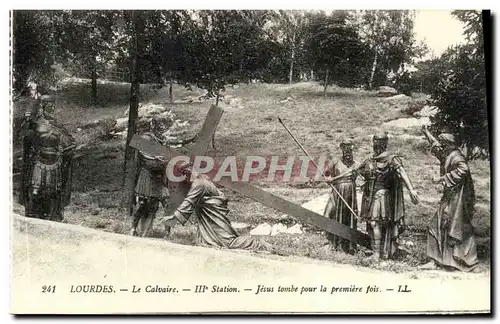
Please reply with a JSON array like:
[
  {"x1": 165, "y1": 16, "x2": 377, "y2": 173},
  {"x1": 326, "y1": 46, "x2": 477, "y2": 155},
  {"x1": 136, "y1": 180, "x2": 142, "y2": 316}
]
[{"x1": 41, "y1": 285, "x2": 56, "y2": 293}]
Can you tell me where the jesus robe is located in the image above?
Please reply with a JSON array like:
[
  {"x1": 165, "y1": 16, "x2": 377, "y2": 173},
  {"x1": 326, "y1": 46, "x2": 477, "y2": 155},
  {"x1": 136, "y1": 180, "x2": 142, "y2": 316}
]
[
  {"x1": 427, "y1": 149, "x2": 479, "y2": 272},
  {"x1": 173, "y1": 177, "x2": 270, "y2": 251}
]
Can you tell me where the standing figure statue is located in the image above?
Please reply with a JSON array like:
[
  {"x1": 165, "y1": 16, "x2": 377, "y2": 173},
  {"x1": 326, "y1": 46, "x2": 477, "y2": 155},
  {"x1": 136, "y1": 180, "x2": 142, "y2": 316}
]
[
  {"x1": 322, "y1": 139, "x2": 360, "y2": 254},
  {"x1": 160, "y1": 164, "x2": 272, "y2": 251},
  {"x1": 19, "y1": 95, "x2": 76, "y2": 221},
  {"x1": 356, "y1": 132, "x2": 420, "y2": 261},
  {"x1": 420, "y1": 125, "x2": 479, "y2": 272},
  {"x1": 129, "y1": 118, "x2": 171, "y2": 237}
]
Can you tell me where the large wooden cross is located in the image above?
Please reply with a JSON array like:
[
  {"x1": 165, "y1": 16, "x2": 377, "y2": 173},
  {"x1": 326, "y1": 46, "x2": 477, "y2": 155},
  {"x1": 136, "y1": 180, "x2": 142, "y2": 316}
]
[{"x1": 129, "y1": 105, "x2": 371, "y2": 248}]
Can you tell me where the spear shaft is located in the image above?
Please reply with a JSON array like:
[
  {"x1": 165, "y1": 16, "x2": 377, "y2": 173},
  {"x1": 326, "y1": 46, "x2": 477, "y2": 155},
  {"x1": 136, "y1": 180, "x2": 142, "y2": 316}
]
[{"x1": 277, "y1": 117, "x2": 360, "y2": 221}]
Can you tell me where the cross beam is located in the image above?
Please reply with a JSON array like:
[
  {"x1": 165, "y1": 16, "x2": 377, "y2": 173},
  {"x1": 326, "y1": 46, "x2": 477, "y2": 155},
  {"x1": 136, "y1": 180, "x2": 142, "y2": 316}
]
[
  {"x1": 217, "y1": 178, "x2": 371, "y2": 248},
  {"x1": 130, "y1": 105, "x2": 224, "y2": 213},
  {"x1": 129, "y1": 106, "x2": 371, "y2": 249}
]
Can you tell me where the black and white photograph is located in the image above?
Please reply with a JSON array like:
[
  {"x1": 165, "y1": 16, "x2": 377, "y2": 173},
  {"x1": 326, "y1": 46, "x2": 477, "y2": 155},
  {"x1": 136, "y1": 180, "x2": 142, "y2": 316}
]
[{"x1": 8, "y1": 7, "x2": 492, "y2": 314}]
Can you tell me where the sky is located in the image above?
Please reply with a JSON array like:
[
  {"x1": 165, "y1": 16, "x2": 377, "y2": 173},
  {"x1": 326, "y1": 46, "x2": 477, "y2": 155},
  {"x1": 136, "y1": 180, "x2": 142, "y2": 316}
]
[{"x1": 413, "y1": 10, "x2": 467, "y2": 59}]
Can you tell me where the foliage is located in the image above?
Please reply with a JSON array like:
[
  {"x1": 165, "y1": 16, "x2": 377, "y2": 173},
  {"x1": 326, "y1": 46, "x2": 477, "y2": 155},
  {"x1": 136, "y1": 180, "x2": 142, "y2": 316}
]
[
  {"x1": 57, "y1": 11, "x2": 119, "y2": 76},
  {"x1": 357, "y1": 10, "x2": 428, "y2": 88},
  {"x1": 12, "y1": 9, "x2": 429, "y2": 96},
  {"x1": 266, "y1": 10, "x2": 313, "y2": 83},
  {"x1": 304, "y1": 11, "x2": 371, "y2": 89},
  {"x1": 12, "y1": 10, "x2": 64, "y2": 96},
  {"x1": 175, "y1": 10, "x2": 276, "y2": 97},
  {"x1": 428, "y1": 10, "x2": 488, "y2": 157}
]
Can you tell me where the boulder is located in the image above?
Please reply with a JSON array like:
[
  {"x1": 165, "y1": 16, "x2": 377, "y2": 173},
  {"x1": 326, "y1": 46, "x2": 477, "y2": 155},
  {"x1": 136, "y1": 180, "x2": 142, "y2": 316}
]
[
  {"x1": 270, "y1": 223, "x2": 288, "y2": 236},
  {"x1": 401, "y1": 99, "x2": 427, "y2": 115},
  {"x1": 287, "y1": 224, "x2": 303, "y2": 235},
  {"x1": 382, "y1": 117, "x2": 430, "y2": 128},
  {"x1": 249, "y1": 223, "x2": 272, "y2": 236},
  {"x1": 173, "y1": 95, "x2": 205, "y2": 104},
  {"x1": 123, "y1": 103, "x2": 166, "y2": 118},
  {"x1": 139, "y1": 103, "x2": 165, "y2": 118},
  {"x1": 377, "y1": 86, "x2": 398, "y2": 97},
  {"x1": 413, "y1": 105, "x2": 439, "y2": 118},
  {"x1": 114, "y1": 117, "x2": 128, "y2": 132},
  {"x1": 383, "y1": 94, "x2": 411, "y2": 101},
  {"x1": 279, "y1": 97, "x2": 295, "y2": 104},
  {"x1": 80, "y1": 118, "x2": 117, "y2": 139}
]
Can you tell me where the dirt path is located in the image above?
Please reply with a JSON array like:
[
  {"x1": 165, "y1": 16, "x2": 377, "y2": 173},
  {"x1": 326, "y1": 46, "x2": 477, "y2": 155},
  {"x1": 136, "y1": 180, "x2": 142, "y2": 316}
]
[{"x1": 11, "y1": 214, "x2": 490, "y2": 314}]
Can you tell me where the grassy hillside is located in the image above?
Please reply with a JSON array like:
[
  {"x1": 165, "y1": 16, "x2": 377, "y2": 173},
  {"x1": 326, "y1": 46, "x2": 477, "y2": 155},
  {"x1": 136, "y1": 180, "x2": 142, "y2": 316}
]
[{"x1": 11, "y1": 79, "x2": 491, "y2": 274}]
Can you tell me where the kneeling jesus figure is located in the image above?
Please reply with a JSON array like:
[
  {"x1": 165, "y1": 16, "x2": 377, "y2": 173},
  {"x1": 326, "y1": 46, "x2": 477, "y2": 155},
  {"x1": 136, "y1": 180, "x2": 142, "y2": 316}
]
[{"x1": 161, "y1": 164, "x2": 272, "y2": 251}]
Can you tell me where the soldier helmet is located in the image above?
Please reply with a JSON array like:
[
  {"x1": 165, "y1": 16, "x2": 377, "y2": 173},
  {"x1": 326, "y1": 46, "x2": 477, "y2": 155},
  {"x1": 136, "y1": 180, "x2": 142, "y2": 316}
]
[
  {"x1": 339, "y1": 138, "x2": 354, "y2": 150},
  {"x1": 373, "y1": 132, "x2": 389, "y2": 142}
]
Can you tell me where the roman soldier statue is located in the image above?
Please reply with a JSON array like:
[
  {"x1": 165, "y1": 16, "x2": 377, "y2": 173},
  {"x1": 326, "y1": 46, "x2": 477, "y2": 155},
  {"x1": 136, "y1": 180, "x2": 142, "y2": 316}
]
[
  {"x1": 19, "y1": 95, "x2": 76, "y2": 221},
  {"x1": 322, "y1": 138, "x2": 360, "y2": 254},
  {"x1": 356, "y1": 132, "x2": 420, "y2": 260},
  {"x1": 129, "y1": 118, "x2": 171, "y2": 237}
]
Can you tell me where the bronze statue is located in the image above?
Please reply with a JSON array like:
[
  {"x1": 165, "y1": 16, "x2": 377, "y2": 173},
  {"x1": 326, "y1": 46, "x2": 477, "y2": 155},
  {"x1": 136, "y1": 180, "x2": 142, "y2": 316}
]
[
  {"x1": 129, "y1": 118, "x2": 171, "y2": 237},
  {"x1": 19, "y1": 95, "x2": 76, "y2": 221},
  {"x1": 322, "y1": 139, "x2": 360, "y2": 254},
  {"x1": 329, "y1": 132, "x2": 420, "y2": 260},
  {"x1": 160, "y1": 164, "x2": 272, "y2": 251},
  {"x1": 420, "y1": 125, "x2": 479, "y2": 272}
]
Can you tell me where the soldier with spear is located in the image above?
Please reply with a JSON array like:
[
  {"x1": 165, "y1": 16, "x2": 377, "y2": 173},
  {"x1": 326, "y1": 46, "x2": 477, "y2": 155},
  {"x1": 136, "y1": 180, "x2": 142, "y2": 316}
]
[
  {"x1": 277, "y1": 118, "x2": 363, "y2": 253},
  {"x1": 322, "y1": 138, "x2": 361, "y2": 254},
  {"x1": 279, "y1": 118, "x2": 420, "y2": 261}
]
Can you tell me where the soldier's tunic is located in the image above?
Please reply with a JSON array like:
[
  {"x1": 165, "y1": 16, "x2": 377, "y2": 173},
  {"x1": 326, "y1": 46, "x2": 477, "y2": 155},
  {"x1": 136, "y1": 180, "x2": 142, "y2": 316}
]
[
  {"x1": 131, "y1": 133, "x2": 170, "y2": 224},
  {"x1": 358, "y1": 152, "x2": 405, "y2": 259},
  {"x1": 427, "y1": 149, "x2": 479, "y2": 271},
  {"x1": 22, "y1": 115, "x2": 75, "y2": 221},
  {"x1": 173, "y1": 177, "x2": 270, "y2": 251},
  {"x1": 323, "y1": 159, "x2": 359, "y2": 252}
]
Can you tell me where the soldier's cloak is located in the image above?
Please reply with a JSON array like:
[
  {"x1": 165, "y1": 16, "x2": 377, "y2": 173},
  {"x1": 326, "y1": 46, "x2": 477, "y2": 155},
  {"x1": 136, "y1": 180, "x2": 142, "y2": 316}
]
[{"x1": 359, "y1": 151, "x2": 405, "y2": 226}]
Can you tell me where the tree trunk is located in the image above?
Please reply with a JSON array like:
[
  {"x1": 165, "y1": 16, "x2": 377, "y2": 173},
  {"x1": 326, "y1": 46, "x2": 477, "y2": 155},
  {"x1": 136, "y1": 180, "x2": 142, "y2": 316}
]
[
  {"x1": 288, "y1": 30, "x2": 296, "y2": 84},
  {"x1": 310, "y1": 69, "x2": 314, "y2": 81},
  {"x1": 169, "y1": 78, "x2": 173, "y2": 103},
  {"x1": 210, "y1": 91, "x2": 220, "y2": 150},
  {"x1": 369, "y1": 50, "x2": 378, "y2": 89},
  {"x1": 122, "y1": 10, "x2": 145, "y2": 203},
  {"x1": 91, "y1": 60, "x2": 97, "y2": 106},
  {"x1": 156, "y1": 69, "x2": 162, "y2": 84},
  {"x1": 323, "y1": 68, "x2": 329, "y2": 98}
]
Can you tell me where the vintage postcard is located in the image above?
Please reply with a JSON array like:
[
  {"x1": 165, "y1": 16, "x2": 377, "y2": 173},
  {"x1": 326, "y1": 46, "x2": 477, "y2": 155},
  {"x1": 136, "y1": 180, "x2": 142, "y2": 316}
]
[{"x1": 9, "y1": 8, "x2": 491, "y2": 314}]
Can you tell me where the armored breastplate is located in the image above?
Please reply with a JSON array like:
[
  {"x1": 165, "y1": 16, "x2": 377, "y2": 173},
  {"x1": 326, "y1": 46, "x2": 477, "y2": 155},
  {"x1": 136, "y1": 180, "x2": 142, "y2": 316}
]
[
  {"x1": 36, "y1": 120, "x2": 61, "y2": 163},
  {"x1": 140, "y1": 153, "x2": 165, "y2": 172},
  {"x1": 373, "y1": 160, "x2": 395, "y2": 191},
  {"x1": 139, "y1": 132, "x2": 167, "y2": 172},
  {"x1": 359, "y1": 159, "x2": 392, "y2": 192}
]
